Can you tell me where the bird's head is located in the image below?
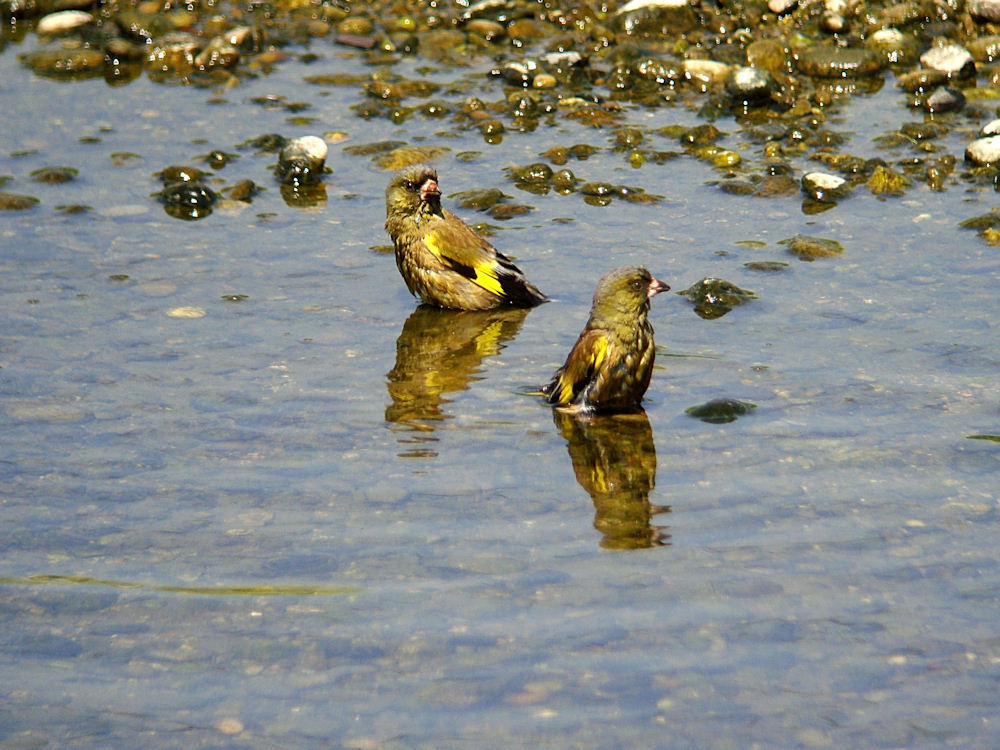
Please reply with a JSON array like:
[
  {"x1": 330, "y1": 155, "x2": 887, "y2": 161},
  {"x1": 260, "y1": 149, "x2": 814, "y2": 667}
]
[
  {"x1": 386, "y1": 164, "x2": 442, "y2": 219},
  {"x1": 591, "y1": 266, "x2": 669, "y2": 321}
]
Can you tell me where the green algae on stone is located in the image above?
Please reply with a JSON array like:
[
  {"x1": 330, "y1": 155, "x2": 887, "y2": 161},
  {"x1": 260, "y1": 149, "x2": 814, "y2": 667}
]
[
  {"x1": 30, "y1": 166, "x2": 78, "y2": 183},
  {"x1": 780, "y1": 234, "x2": 844, "y2": 261},
  {"x1": 680, "y1": 277, "x2": 756, "y2": 319},
  {"x1": 744, "y1": 261, "x2": 790, "y2": 273},
  {"x1": 867, "y1": 164, "x2": 909, "y2": 196},
  {"x1": 0, "y1": 192, "x2": 40, "y2": 210},
  {"x1": 685, "y1": 398, "x2": 757, "y2": 424},
  {"x1": 452, "y1": 188, "x2": 509, "y2": 211}
]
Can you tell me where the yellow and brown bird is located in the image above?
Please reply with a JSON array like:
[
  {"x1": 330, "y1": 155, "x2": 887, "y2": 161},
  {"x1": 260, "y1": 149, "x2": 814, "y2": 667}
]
[
  {"x1": 542, "y1": 266, "x2": 669, "y2": 414},
  {"x1": 384, "y1": 164, "x2": 547, "y2": 310}
]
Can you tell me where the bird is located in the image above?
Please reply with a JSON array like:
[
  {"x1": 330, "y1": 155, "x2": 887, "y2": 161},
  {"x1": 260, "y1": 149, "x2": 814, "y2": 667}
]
[
  {"x1": 542, "y1": 266, "x2": 669, "y2": 414},
  {"x1": 384, "y1": 164, "x2": 547, "y2": 310}
]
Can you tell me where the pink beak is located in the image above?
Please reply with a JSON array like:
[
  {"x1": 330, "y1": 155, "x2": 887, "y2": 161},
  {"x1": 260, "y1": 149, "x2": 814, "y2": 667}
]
[
  {"x1": 419, "y1": 179, "x2": 441, "y2": 202},
  {"x1": 647, "y1": 276, "x2": 670, "y2": 298}
]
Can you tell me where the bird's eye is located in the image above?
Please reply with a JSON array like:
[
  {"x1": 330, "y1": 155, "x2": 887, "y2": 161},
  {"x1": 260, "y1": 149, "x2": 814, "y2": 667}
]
[
  {"x1": 630, "y1": 279, "x2": 643, "y2": 291},
  {"x1": 403, "y1": 180, "x2": 416, "y2": 191}
]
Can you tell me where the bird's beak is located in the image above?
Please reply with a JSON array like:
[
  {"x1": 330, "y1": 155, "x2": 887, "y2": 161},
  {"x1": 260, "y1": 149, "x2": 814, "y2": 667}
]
[
  {"x1": 647, "y1": 277, "x2": 670, "y2": 298},
  {"x1": 419, "y1": 179, "x2": 441, "y2": 203}
]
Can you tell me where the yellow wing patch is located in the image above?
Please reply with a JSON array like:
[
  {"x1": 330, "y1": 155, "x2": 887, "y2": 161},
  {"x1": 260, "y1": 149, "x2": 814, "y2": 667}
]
[
  {"x1": 425, "y1": 231, "x2": 503, "y2": 296},
  {"x1": 557, "y1": 335, "x2": 608, "y2": 404}
]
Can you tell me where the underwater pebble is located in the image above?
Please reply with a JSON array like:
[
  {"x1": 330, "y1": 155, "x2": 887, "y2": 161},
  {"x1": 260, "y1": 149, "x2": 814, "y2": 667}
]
[
  {"x1": 685, "y1": 398, "x2": 757, "y2": 424},
  {"x1": 166, "y1": 306, "x2": 206, "y2": 318},
  {"x1": 780, "y1": 234, "x2": 844, "y2": 261},
  {"x1": 0, "y1": 192, "x2": 40, "y2": 210}
]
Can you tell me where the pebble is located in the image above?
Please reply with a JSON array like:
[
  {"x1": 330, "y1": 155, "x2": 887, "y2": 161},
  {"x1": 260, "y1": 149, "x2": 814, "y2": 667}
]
[
  {"x1": 166, "y1": 306, "x2": 206, "y2": 318},
  {"x1": 768, "y1": 0, "x2": 797, "y2": 13},
  {"x1": 968, "y1": 0, "x2": 1000, "y2": 23},
  {"x1": 726, "y1": 66, "x2": 776, "y2": 105},
  {"x1": 801, "y1": 172, "x2": 848, "y2": 201},
  {"x1": 36, "y1": 10, "x2": 93, "y2": 34},
  {"x1": 796, "y1": 46, "x2": 885, "y2": 78},
  {"x1": 981, "y1": 119, "x2": 1000, "y2": 136},
  {"x1": 920, "y1": 44, "x2": 975, "y2": 78},
  {"x1": 965, "y1": 135, "x2": 1000, "y2": 166},
  {"x1": 922, "y1": 86, "x2": 964, "y2": 113}
]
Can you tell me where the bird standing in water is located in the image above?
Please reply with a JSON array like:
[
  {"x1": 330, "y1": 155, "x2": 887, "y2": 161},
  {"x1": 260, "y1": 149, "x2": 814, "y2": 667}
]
[
  {"x1": 384, "y1": 164, "x2": 547, "y2": 310},
  {"x1": 543, "y1": 266, "x2": 669, "y2": 414}
]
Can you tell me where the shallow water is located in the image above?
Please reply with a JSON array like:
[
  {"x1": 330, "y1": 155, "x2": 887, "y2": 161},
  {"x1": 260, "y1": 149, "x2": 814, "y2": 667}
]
[{"x1": 2, "y1": 22, "x2": 1000, "y2": 750}]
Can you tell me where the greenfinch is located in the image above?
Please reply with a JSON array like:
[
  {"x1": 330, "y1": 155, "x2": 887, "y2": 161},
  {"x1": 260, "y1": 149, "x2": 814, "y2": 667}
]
[
  {"x1": 542, "y1": 266, "x2": 669, "y2": 414},
  {"x1": 385, "y1": 164, "x2": 547, "y2": 310}
]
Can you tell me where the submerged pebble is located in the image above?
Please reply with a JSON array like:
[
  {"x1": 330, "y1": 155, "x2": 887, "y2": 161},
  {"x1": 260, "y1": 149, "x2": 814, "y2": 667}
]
[
  {"x1": 685, "y1": 398, "x2": 757, "y2": 424},
  {"x1": 0, "y1": 192, "x2": 40, "y2": 210},
  {"x1": 780, "y1": 234, "x2": 844, "y2": 261}
]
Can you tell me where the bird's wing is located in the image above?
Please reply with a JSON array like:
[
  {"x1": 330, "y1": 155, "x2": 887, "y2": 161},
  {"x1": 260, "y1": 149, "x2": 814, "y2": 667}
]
[
  {"x1": 546, "y1": 328, "x2": 611, "y2": 406},
  {"x1": 423, "y1": 212, "x2": 513, "y2": 297}
]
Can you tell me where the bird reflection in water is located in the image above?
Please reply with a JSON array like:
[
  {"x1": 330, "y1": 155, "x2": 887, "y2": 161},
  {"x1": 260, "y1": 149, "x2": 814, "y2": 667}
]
[
  {"x1": 553, "y1": 409, "x2": 671, "y2": 550},
  {"x1": 385, "y1": 305, "x2": 529, "y2": 457}
]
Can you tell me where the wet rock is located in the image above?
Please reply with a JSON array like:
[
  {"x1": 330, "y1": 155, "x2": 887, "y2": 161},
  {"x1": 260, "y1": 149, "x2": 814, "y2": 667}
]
[
  {"x1": 744, "y1": 261, "x2": 790, "y2": 273},
  {"x1": 159, "y1": 180, "x2": 217, "y2": 220},
  {"x1": 867, "y1": 164, "x2": 909, "y2": 196},
  {"x1": 146, "y1": 33, "x2": 201, "y2": 75},
  {"x1": 226, "y1": 180, "x2": 259, "y2": 202},
  {"x1": 726, "y1": 66, "x2": 776, "y2": 106},
  {"x1": 36, "y1": 9, "x2": 92, "y2": 34},
  {"x1": 680, "y1": 124, "x2": 723, "y2": 145},
  {"x1": 194, "y1": 36, "x2": 239, "y2": 69},
  {"x1": 683, "y1": 59, "x2": 731, "y2": 86},
  {"x1": 780, "y1": 234, "x2": 844, "y2": 261},
  {"x1": 30, "y1": 166, "x2": 77, "y2": 183},
  {"x1": 801, "y1": 172, "x2": 849, "y2": 201},
  {"x1": 276, "y1": 135, "x2": 327, "y2": 186},
  {"x1": 981, "y1": 119, "x2": 1000, "y2": 136},
  {"x1": 768, "y1": 0, "x2": 797, "y2": 13},
  {"x1": 746, "y1": 39, "x2": 788, "y2": 76},
  {"x1": 615, "y1": 0, "x2": 697, "y2": 36},
  {"x1": 920, "y1": 44, "x2": 975, "y2": 79},
  {"x1": 968, "y1": 0, "x2": 1000, "y2": 24},
  {"x1": 685, "y1": 398, "x2": 757, "y2": 424},
  {"x1": 967, "y1": 35, "x2": 1000, "y2": 63},
  {"x1": 0, "y1": 192, "x2": 40, "y2": 210},
  {"x1": 156, "y1": 165, "x2": 206, "y2": 184},
  {"x1": 680, "y1": 277, "x2": 756, "y2": 319},
  {"x1": 453, "y1": 188, "x2": 508, "y2": 211},
  {"x1": 921, "y1": 86, "x2": 964, "y2": 113},
  {"x1": 21, "y1": 47, "x2": 105, "y2": 79},
  {"x1": 795, "y1": 46, "x2": 885, "y2": 78},
  {"x1": 965, "y1": 135, "x2": 1000, "y2": 166},
  {"x1": 896, "y1": 68, "x2": 949, "y2": 93},
  {"x1": 508, "y1": 162, "x2": 553, "y2": 184},
  {"x1": 866, "y1": 28, "x2": 920, "y2": 66}
]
